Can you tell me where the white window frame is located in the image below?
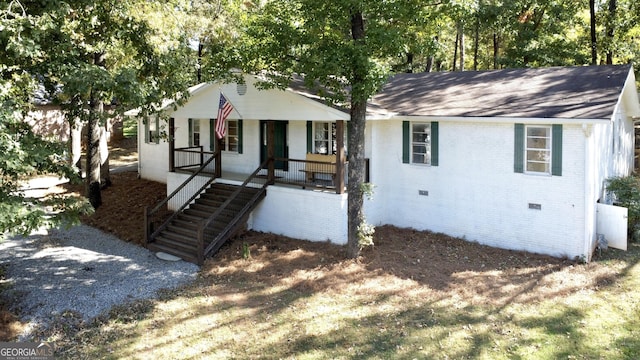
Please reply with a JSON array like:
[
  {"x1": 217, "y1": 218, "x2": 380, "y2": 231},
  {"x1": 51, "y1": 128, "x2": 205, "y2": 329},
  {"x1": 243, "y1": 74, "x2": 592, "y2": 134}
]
[
  {"x1": 221, "y1": 119, "x2": 239, "y2": 152},
  {"x1": 525, "y1": 125, "x2": 552, "y2": 175},
  {"x1": 189, "y1": 119, "x2": 201, "y2": 147},
  {"x1": 313, "y1": 122, "x2": 346, "y2": 155},
  {"x1": 411, "y1": 122, "x2": 431, "y2": 165},
  {"x1": 145, "y1": 115, "x2": 159, "y2": 144}
]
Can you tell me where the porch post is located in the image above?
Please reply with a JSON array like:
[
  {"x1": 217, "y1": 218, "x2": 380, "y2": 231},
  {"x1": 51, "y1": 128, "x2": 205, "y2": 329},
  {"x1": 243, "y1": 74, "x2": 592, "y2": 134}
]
[
  {"x1": 168, "y1": 118, "x2": 175, "y2": 172},
  {"x1": 215, "y1": 136, "x2": 222, "y2": 178},
  {"x1": 335, "y1": 120, "x2": 345, "y2": 194},
  {"x1": 267, "y1": 120, "x2": 275, "y2": 184}
]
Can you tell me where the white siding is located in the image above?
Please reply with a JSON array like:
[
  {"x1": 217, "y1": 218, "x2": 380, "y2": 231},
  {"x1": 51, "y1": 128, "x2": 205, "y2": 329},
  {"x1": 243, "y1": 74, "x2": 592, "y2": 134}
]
[
  {"x1": 169, "y1": 78, "x2": 348, "y2": 122},
  {"x1": 583, "y1": 95, "x2": 636, "y2": 259},
  {"x1": 137, "y1": 117, "x2": 169, "y2": 183}
]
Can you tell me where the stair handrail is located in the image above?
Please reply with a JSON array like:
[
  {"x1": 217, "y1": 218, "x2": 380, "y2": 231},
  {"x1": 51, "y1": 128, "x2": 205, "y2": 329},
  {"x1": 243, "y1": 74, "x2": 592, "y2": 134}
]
[
  {"x1": 145, "y1": 149, "x2": 221, "y2": 243},
  {"x1": 197, "y1": 158, "x2": 272, "y2": 263}
]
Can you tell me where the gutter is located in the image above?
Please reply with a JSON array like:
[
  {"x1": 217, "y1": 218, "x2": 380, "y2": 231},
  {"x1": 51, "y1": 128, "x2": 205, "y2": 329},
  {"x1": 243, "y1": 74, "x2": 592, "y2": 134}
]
[
  {"x1": 391, "y1": 115, "x2": 610, "y2": 125},
  {"x1": 136, "y1": 116, "x2": 142, "y2": 177},
  {"x1": 583, "y1": 122, "x2": 592, "y2": 261}
]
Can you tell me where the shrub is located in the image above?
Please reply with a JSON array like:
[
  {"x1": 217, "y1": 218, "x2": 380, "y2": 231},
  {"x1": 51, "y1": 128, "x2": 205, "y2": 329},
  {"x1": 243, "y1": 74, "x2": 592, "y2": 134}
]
[{"x1": 606, "y1": 176, "x2": 640, "y2": 240}]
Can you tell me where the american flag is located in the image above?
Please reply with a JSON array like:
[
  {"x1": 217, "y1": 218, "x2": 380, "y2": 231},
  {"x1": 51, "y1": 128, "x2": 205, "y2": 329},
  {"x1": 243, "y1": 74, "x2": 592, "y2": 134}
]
[{"x1": 215, "y1": 93, "x2": 234, "y2": 139}]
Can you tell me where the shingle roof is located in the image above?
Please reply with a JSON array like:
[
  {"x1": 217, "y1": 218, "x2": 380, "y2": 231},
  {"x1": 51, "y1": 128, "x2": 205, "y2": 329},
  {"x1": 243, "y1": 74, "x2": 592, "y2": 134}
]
[{"x1": 372, "y1": 64, "x2": 632, "y2": 120}]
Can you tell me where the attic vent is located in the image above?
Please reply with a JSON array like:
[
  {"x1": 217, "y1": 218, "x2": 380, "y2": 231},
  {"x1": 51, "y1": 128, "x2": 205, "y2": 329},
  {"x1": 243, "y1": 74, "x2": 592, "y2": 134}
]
[
  {"x1": 237, "y1": 82, "x2": 247, "y2": 95},
  {"x1": 528, "y1": 203, "x2": 542, "y2": 210}
]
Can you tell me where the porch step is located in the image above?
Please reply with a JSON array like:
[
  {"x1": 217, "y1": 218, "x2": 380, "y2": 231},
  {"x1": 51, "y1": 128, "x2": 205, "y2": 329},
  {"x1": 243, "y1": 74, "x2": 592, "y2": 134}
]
[{"x1": 148, "y1": 182, "x2": 266, "y2": 265}]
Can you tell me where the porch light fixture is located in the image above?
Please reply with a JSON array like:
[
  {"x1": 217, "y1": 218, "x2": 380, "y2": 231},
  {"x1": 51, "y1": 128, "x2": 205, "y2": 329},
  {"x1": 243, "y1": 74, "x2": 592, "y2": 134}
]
[{"x1": 237, "y1": 82, "x2": 247, "y2": 95}]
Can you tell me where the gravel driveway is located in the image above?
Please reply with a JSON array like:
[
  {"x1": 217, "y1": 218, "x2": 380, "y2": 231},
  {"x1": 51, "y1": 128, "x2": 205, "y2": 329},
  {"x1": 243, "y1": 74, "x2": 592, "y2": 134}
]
[{"x1": 0, "y1": 224, "x2": 199, "y2": 339}]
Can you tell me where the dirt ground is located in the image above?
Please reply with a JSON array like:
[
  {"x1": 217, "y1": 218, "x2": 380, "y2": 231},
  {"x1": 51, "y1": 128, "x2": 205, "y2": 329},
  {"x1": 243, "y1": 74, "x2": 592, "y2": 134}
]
[
  {"x1": 61, "y1": 163, "x2": 622, "y2": 308},
  {"x1": 2, "y1": 138, "x2": 632, "y2": 340},
  {"x1": 72, "y1": 139, "x2": 622, "y2": 306}
]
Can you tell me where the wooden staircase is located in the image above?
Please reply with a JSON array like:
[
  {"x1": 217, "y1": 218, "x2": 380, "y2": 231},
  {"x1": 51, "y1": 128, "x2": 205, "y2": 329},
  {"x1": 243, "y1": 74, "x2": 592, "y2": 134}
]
[{"x1": 147, "y1": 183, "x2": 266, "y2": 264}]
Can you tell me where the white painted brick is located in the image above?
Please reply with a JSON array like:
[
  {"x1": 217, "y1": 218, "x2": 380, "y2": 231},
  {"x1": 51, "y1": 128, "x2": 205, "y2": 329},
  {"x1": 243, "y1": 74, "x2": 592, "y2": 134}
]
[
  {"x1": 366, "y1": 120, "x2": 588, "y2": 259},
  {"x1": 250, "y1": 186, "x2": 348, "y2": 244}
]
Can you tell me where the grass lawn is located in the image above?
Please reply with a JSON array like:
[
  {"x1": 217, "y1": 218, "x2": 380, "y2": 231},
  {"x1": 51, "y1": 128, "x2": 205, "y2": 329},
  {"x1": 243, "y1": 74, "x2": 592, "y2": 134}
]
[
  {"x1": 122, "y1": 117, "x2": 137, "y2": 138},
  {"x1": 38, "y1": 226, "x2": 639, "y2": 359}
]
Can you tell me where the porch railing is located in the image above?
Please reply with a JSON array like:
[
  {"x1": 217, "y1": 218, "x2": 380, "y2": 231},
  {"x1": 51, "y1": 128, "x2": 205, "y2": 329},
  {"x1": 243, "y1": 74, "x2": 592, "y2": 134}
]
[
  {"x1": 173, "y1": 146, "x2": 216, "y2": 173},
  {"x1": 169, "y1": 147, "x2": 370, "y2": 192},
  {"x1": 144, "y1": 149, "x2": 221, "y2": 243},
  {"x1": 265, "y1": 157, "x2": 370, "y2": 191}
]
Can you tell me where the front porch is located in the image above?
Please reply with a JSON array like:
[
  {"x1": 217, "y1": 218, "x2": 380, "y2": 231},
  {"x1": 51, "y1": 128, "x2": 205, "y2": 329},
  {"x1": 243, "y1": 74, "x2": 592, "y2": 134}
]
[
  {"x1": 148, "y1": 150, "x2": 359, "y2": 264},
  {"x1": 168, "y1": 119, "x2": 369, "y2": 194},
  {"x1": 145, "y1": 118, "x2": 369, "y2": 264},
  {"x1": 140, "y1": 78, "x2": 363, "y2": 264},
  {"x1": 171, "y1": 146, "x2": 369, "y2": 193}
]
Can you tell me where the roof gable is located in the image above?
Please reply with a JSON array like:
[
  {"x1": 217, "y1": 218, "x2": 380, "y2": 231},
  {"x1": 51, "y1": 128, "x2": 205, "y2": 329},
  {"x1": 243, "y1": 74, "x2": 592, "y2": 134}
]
[
  {"x1": 373, "y1": 64, "x2": 633, "y2": 120},
  {"x1": 167, "y1": 75, "x2": 349, "y2": 121}
]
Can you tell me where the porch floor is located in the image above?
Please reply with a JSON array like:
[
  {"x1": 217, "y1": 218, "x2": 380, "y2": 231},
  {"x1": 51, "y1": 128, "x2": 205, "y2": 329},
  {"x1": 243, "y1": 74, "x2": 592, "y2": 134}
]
[
  {"x1": 219, "y1": 170, "x2": 342, "y2": 193},
  {"x1": 174, "y1": 167, "x2": 343, "y2": 193}
]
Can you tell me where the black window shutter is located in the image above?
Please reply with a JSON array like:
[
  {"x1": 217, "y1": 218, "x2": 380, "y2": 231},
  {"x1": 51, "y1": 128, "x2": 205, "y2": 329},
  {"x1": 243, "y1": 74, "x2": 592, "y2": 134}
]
[
  {"x1": 188, "y1": 118, "x2": 193, "y2": 147},
  {"x1": 238, "y1": 120, "x2": 243, "y2": 154},
  {"x1": 154, "y1": 115, "x2": 160, "y2": 144},
  {"x1": 431, "y1": 121, "x2": 439, "y2": 166},
  {"x1": 551, "y1": 124, "x2": 562, "y2": 176},
  {"x1": 144, "y1": 116, "x2": 150, "y2": 143},
  {"x1": 209, "y1": 119, "x2": 215, "y2": 151},
  {"x1": 402, "y1": 121, "x2": 410, "y2": 164},
  {"x1": 306, "y1": 121, "x2": 312, "y2": 153},
  {"x1": 514, "y1": 123, "x2": 524, "y2": 173}
]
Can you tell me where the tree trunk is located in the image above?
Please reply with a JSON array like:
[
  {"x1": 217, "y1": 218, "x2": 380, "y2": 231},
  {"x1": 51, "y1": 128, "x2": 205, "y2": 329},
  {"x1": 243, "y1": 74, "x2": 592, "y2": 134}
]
[
  {"x1": 86, "y1": 52, "x2": 105, "y2": 209},
  {"x1": 606, "y1": 0, "x2": 616, "y2": 64},
  {"x1": 100, "y1": 123, "x2": 111, "y2": 188},
  {"x1": 493, "y1": 33, "x2": 499, "y2": 69},
  {"x1": 590, "y1": 0, "x2": 597, "y2": 64},
  {"x1": 458, "y1": 22, "x2": 465, "y2": 71},
  {"x1": 425, "y1": 36, "x2": 438, "y2": 72},
  {"x1": 69, "y1": 118, "x2": 83, "y2": 178},
  {"x1": 473, "y1": 16, "x2": 479, "y2": 70},
  {"x1": 86, "y1": 96, "x2": 102, "y2": 208},
  {"x1": 197, "y1": 40, "x2": 204, "y2": 83},
  {"x1": 346, "y1": 9, "x2": 367, "y2": 259},
  {"x1": 425, "y1": 57, "x2": 434, "y2": 72},
  {"x1": 347, "y1": 100, "x2": 367, "y2": 259},
  {"x1": 452, "y1": 31, "x2": 459, "y2": 71},
  {"x1": 406, "y1": 52, "x2": 414, "y2": 73}
]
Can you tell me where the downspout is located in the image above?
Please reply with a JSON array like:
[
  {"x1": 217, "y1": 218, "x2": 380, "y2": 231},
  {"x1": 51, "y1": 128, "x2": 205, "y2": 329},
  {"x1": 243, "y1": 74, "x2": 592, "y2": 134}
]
[
  {"x1": 137, "y1": 116, "x2": 142, "y2": 178},
  {"x1": 582, "y1": 123, "x2": 593, "y2": 261},
  {"x1": 632, "y1": 117, "x2": 640, "y2": 173}
]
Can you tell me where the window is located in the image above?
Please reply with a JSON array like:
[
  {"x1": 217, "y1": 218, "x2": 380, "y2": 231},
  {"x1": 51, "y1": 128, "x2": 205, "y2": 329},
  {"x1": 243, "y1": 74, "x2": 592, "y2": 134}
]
[
  {"x1": 412, "y1": 123, "x2": 432, "y2": 164},
  {"x1": 314, "y1": 122, "x2": 331, "y2": 154},
  {"x1": 402, "y1": 121, "x2": 439, "y2": 166},
  {"x1": 210, "y1": 119, "x2": 242, "y2": 153},
  {"x1": 188, "y1": 119, "x2": 200, "y2": 147},
  {"x1": 144, "y1": 115, "x2": 159, "y2": 144},
  {"x1": 221, "y1": 120, "x2": 239, "y2": 152},
  {"x1": 525, "y1": 126, "x2": 551, "y2": 173},
  {"x1": 514, "y1": 124, "x2": 562, "y2": 175},
  {"x1": 309, "y1": 122, "x2": 346, "y2": 154}
]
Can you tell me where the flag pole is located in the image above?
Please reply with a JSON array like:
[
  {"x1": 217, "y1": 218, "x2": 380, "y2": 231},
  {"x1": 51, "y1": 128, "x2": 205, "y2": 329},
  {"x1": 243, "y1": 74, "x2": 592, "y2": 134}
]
[
  {"x1": 219, "y1": 88, "x2": 241, "y2": 118},
  {"x1": 215, "y1": 88, "x2": 238, "y2": 140}
]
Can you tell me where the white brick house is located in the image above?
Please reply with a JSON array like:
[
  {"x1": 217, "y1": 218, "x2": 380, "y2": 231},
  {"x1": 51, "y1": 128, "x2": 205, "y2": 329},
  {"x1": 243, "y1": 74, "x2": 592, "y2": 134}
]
[{"x1": 136, "y1": 65, "x2": 640, "y2": 261}]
